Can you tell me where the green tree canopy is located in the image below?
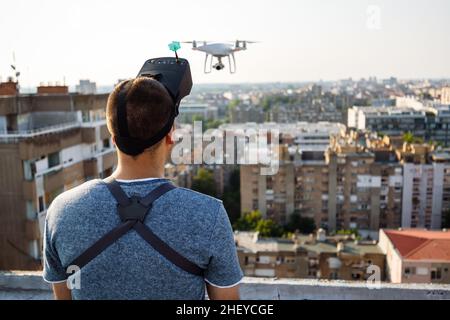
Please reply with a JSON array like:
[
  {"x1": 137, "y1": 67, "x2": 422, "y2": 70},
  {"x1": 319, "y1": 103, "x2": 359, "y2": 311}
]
[
  {"x1": 443, "y1": 209, "x2": 450, "y2": 228},
  {"x1": 286, "y1": 211, "x2": 316, "y2": 234},
  {"x1": 191, "y1": 168, "x2": 217, "y2": 197},
  {"x1": 222, "y1": 168, "x2": 241, "y2": 224},
  {"x1": 255, "y1": 219, "x2": 284, "y2": 238},
  {"x1": 233, "y1": 210, "x2": 262, "y2": 231}
]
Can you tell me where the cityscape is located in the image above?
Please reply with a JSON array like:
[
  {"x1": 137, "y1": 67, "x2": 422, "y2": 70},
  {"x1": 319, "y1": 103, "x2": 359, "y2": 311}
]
[
  {"x1": 1, "y1": 76, "x2": 450, "y2": 289},
  {"x1": 1, "y1": 0, "x2": 450, "y2": 302}
]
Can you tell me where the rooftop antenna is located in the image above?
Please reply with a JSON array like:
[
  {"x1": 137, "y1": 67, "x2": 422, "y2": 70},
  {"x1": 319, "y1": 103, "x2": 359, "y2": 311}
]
[{"x1": 11, "y1": 52, "x2": 21, "y2": 82}]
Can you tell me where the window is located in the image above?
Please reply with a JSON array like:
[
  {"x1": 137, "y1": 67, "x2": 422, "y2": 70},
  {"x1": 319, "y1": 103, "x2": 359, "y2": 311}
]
[
  {"x1": 351, "y1": 273, "x2": 361, "y2": 280},
  {"x1": 38, "y1": 196, "x2": 45, "y2": 212},
  {"x1": 23, "y1": 160, "x2": 35, "y2": 181},
  {"x1": 329, "y1": 272, "x2": 339, "y2": 280},
  {"x1": 103, "y1": 138, "x2": 111, "y2": 149},
  {"x1": 29, "y1": 240, "x2": 39, "y2": 260},
  {"x1": 48, "y1": 152, "x2": 60, "y2": 168},
  {"x1": 82, "y1": 110, "x2": 90, "y2": 123},
  {"x1": 431, "y1": 268, "x2": 442, "y2": 280},
  {"x1": 26, "y1": 201, "x2": 36, "y2": 220},
  {"x1": 244, "y1": 256, "x2": 249, "y2": 266}
]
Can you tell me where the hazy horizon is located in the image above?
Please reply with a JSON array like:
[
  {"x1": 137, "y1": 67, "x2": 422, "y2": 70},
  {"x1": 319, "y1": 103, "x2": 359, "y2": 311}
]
[{"x1": 1, "y1": 0, "x2": 450, "y2": 87}]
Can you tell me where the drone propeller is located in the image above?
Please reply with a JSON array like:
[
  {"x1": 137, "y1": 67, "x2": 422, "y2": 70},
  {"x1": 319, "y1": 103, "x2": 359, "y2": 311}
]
[{"x1": 236, "y1": 40, "x2": 259, "y2": 44}]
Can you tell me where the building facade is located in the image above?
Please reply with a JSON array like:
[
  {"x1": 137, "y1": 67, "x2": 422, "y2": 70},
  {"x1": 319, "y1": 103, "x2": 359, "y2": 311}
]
[
  {"x1": 0, "y1": 83, "x2": 116, "y2": 270},
  {"x1": 236, "y1": 230, "x2": 385, "y2": 281},
  {"x1": 379, "y1": 229, "x2": 450, "y2": 284}
]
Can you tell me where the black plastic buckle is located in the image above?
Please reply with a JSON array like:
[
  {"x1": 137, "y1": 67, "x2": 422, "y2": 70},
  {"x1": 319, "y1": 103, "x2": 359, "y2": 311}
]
[{"x1": 117, "y1": 196, "x2": 151, "y2": 222}]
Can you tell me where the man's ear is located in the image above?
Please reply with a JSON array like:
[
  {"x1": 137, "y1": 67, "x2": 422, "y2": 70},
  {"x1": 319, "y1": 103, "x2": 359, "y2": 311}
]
[
  {"x1": 165, "y1": 125, "x2": 175, "y2": 145},
  {"x1": 111, "y1": 135, "x2": 117, "y2": 146}
]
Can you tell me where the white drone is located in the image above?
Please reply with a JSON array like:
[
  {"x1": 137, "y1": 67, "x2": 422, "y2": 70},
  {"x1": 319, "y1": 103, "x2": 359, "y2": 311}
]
[{"x1": 182, "y1": 40, "x2": 257, "y2": 74}]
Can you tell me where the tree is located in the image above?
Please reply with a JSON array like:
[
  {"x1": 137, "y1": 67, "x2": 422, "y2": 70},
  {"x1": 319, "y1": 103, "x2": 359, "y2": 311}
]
[
  {"x1": 222, "y1": 168, "x2": 241, "y2": 224},
  {"x1": 286, "y1": 211, "x2": 316, "y2": 234},
  {"x1": 204, "y1": 119, "x2": 224, "y2": 131},
  {"x1": 191, "y1": 168, "x2": 217, "y2": 197},
  {"x1": 233, "y1": 210, "x2": 284, "y2": 238},
  {"x1": 233, "y1": 210, "x2": 263, "y2": 231},
  {"x1": 403, "y1": 132, "x2": 424, "y2": 144},
  {"x1": 336, "y1": 229, "x2": 361, "y2": 240},
  {"x1": 255, "y1": 219, "x2": 283, "y2": 238},
  {"x1": 228, "y1": 99, "x2": 240, "y2": 110},
  {"x1": 403, "y1": 132, "x2": 414, "y2": 144}
]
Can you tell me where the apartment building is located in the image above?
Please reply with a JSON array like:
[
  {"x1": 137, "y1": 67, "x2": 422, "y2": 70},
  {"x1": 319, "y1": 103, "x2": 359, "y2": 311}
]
[
  {"x1": 177, "y1": 103, "x2": 218, "y2": 123},
  {"x1": 235, "y1": 229, "x2": 385, "y2": 281},
  {"x1": 0, "y1": 81, "x2": 116, "y2": 270},
  {"x1": 325, "y1": 133, "x2": 403, "y2": 233},
  {"x1": 229, "y1": 105, "x2": 265, "y2": 123},
  {"x1": 238, "y1": 122, "x2": 344, "y2": 225},
  {"x1": 379, "y1": 229, "x2": 450, "y2": 284},
  {"x1": 241, "y1": 128, "x2": 403, "y2": 234},
  {"x1": 442, "y1": 87, "x2": 450, "y2": 105},
  {"x1": 347, "y1": 101, "x2": 450, "y2": 146},
  {"x1": 398, "y1": 144, "x2": 450, "y2": 229}
]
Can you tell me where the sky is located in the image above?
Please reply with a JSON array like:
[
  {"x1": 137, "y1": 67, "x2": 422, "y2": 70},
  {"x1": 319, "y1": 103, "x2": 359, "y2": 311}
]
[{"x1": 0, "y1": 0, "x2": 449, "y2": 87}]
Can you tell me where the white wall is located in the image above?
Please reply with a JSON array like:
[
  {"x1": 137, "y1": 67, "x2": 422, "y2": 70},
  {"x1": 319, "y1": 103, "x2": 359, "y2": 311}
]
[
  {"x1": 61, "y1": 145, "x2": 84, "y2": 166},
  {"x1": 432, "y1": 163, "x2": 445, "y2": 229}
]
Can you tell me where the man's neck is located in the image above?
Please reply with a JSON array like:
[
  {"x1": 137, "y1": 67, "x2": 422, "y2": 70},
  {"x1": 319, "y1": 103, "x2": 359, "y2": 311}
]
[{"x1": 112, "y1": 153, "x2": 166, "y2": 181}]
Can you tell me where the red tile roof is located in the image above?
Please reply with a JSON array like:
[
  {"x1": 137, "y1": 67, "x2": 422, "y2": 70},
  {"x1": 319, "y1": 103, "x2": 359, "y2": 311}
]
[{"x1": 384, "y1": 229, "x2": 450, "y2": 261}]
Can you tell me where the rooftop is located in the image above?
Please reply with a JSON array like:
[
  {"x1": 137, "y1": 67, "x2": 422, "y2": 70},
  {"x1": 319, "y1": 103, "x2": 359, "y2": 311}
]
[
  {"x1": 1, "y1": 271, "x2": 449, "y2": 300},
  {"x1": 235, "y1": 231, "x2": 382, "y2": 256},
  {"x1": 384, "y1": 229, "x2": 450, "y2": 261}
]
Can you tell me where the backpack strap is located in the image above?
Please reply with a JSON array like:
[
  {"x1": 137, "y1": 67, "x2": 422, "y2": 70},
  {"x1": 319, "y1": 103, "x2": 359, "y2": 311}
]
[{"x1": 66, "y1": 177, "x2": 205, "y2": 277}]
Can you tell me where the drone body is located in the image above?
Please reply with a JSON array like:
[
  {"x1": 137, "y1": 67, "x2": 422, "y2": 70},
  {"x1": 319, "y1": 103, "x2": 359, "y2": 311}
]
[{"x1": 183, "y1": 40, "x2": 257, "y2": 74}]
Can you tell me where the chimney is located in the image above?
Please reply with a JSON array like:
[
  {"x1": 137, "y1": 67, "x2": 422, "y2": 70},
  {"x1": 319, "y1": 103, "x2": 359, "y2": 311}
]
[
  {"x1": 0, "y1": 78, "x2": 18, "y2": 96},
  {"x1": 37, "y1": 84, "x2": 69, "y2": 95},
  {"x1": 317, "y1": 228, "x2": 326, "y2": 242}
]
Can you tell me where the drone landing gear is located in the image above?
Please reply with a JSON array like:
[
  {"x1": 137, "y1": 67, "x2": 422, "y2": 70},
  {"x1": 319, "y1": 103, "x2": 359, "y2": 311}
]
[
  {"x1": 204, "y1": 54, "x2": 213, "y2": 74},
  {"x1": 227, "y1": 53, "x2": 236, "y2": 74}
]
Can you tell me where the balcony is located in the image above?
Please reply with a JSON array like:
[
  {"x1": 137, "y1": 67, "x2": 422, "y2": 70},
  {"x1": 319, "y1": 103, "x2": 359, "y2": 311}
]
[{"x1": 0, "y1": 272, "x2": 449, "y2": 300}]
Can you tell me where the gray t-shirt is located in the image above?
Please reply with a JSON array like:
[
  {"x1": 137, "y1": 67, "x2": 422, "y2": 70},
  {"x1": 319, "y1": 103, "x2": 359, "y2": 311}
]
[{"x1": 43, "y1": 178, "x2": 243, "y2": 300}]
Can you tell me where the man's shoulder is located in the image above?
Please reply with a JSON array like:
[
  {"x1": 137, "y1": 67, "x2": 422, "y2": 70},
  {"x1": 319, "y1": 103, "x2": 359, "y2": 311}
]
[
  {"x1": 175, "y1": 187, "x2": 223, "y2": 206},
  {"x1": 170, "y1": 187, "x2": 225, "y2": 219},
  {"x1": 46, "y1": 179, "x2": 105, "y2": 221}
]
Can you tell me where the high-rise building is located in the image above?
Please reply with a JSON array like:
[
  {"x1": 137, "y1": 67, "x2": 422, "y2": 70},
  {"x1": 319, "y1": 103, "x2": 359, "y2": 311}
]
[
  {"x1": 325, "y1": 134, "x2": 403, "y2": 233},
  {"x1": 347, "y1": 101, "x2": 450, "y2": 146},
  {"x1": 237, "y1": 122, "x2": 344, "y2": 225},
  {"x1": 398, "y1": 144, "x2": 450, "y2": 229},
  {"x1": 0, "y1": 82, "x2": 116, "y2": 270},
  {"x1": 75, "y1": 80, "x2": 97, "y2": 95},
  {"x1": 441, "y1": 87, "x2": 450, "y2": 105}
]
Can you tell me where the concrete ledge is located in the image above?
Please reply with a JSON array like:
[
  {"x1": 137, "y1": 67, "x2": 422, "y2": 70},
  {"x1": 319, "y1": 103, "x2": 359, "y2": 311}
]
[
  {"x1": 0, "y1": 271, "x2": 51, "y2": 291},
  {"x1": 0, "y1": 271, "x2": 52, "y2": 300},
  {"x1": 240, "y1": 277, "x2": 450, "y2": 300},
  {"x1": 1, "y1": 271, "x2": 449, "y2": 300}
]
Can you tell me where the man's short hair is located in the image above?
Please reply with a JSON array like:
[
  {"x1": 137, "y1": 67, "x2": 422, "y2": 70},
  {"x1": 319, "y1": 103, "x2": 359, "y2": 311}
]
[{"x1": 106, "y1": 77, "x2": 174, "y2": 155}]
